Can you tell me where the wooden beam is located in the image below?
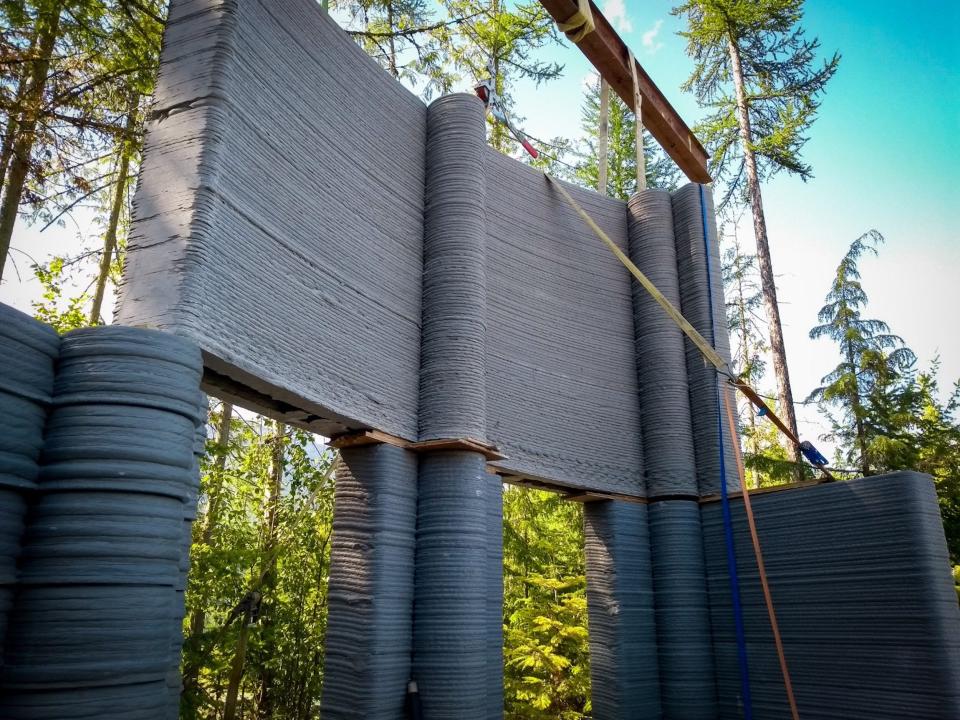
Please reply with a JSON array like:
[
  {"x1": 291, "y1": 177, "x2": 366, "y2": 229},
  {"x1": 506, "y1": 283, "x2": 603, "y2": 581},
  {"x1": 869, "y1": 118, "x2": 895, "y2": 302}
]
[{"x1": 541, "y1": 0, "x2": 711, "y2": 184}]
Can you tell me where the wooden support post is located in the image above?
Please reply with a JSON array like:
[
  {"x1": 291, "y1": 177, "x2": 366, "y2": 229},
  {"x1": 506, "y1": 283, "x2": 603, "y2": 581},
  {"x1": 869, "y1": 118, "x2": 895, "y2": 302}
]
[
  {"x1": 628, "y1": 50, "x2": 646, "y2": 191},
  {"x1": 540, "y1": 0, "x2": 710, "y2": 183},
  {"x1": 598, "y1": 78, "x2": 610, "y2": 195}
]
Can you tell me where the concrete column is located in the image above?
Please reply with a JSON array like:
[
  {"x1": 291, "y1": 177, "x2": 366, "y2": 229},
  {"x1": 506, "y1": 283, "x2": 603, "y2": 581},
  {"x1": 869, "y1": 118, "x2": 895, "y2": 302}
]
[
  {"x1": 413, "y1": 450, "x2": 489, "y2": 718},
  {"x1": 0, "y1": 325, "x2": 204, "y2": 718},
  {"x1": 486, "y1": 473, "x2": 504, "y2": 720},
  {"x1": 671, "y1": 184, "x2": 739, "y2": 496},
  {"x1": 411, "y1": 91, "x2": 496, "y2": 719},
  {"x1": 649, "y1": 500, "x2": 718, "y2": 718},
  {"x1": 320, "y1": 444, "x2": 419, "y2": 719},
  {"x1": 584, "y1": 500, "x2": 662, "y2": 719},
  {"x1": 627, "y1": 190, "x2": 719, "y2": 718},
  {"x1": 418, "y1": 92, "x2": 488, "y2": 442}
]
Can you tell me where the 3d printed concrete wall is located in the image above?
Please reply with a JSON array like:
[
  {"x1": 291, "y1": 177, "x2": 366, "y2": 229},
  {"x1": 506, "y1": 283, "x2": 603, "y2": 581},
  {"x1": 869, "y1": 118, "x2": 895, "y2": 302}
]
[{"x1": 116, "y1": 0, "x2": 738, "y2": 498}]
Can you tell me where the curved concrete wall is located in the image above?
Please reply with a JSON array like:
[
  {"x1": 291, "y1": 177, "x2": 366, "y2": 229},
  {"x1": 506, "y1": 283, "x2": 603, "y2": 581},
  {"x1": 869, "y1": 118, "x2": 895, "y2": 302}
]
[{"x1": 117, "y1": 0, "x2": 739, "y2": 498}]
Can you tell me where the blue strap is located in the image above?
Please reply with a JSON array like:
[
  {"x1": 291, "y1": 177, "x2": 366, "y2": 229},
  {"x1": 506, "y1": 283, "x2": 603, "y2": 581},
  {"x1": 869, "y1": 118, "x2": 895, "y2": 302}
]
[{"x1": 699, "y1": 184, "x2": 753, "y2": 718}]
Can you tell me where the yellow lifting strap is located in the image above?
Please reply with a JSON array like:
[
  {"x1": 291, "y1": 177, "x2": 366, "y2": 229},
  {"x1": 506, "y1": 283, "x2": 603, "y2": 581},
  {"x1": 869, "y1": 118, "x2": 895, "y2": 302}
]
[
  {"x1": 545, "y1": 173, "x2": 730, "y2": 375},
  {"x1": 557, "y1": 0, "x2": 595, "y2": 43},
  {"x1": 545, "y1": 172, "x2": 834, "y2": 481}
]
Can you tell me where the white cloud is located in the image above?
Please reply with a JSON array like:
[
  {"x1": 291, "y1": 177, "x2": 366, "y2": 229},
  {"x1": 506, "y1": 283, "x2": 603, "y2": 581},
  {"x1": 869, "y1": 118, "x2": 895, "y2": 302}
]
[
  {"x1": 602, "y1": 0, "x2": 633, "y2": 33},
  {"x1": 642, "y1": 19, "x2": 665, "y2": 54}
]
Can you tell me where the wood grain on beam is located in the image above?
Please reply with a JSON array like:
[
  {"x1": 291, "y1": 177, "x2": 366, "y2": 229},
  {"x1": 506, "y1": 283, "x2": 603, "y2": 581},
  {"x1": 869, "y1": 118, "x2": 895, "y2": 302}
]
[{"x1": 541, "y1": 0, "x2": 711, "y2": 183}]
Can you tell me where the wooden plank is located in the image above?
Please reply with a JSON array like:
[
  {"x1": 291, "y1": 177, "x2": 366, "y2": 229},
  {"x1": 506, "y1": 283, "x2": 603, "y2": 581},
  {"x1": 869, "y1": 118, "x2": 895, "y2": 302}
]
[
  {"x1": 328, "y1": 429, "x2": 411, "y2": 450},
  {"x1": 409, "y1": 437, "x2": 507, "y2": 461},
  {"x1": 541, "y1": 0, "x2": 711, "y2": 183},
  {"x1": 330, "y1": 430, "x2": 507, "y2": 461}
]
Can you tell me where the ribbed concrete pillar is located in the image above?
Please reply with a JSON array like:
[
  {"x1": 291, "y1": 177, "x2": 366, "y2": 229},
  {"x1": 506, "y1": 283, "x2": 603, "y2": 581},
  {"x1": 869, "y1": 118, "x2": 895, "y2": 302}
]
[
  {"x1": 413, "y1": 451, "x2": 489, "y2": 718},
  {"x1": 648, "y1": 501, "x2": 718, "y2": 718},
  {"x1": 412, "y1": 92, "x2": 494, "y2": 719},
  {"x1": 628, "y1": 190, "x2": 719, "y2": 717},
  {"x1": 627, "y1": 189, "x2": 697, "y2": 499},
  {"x1": 418, "y1": 92, "x2": 487, "y2": 442},
  {"x1": 671, "y1": 184, "x2": 739, "y2": 496},
  {"x1": 321, "y1": 444, "x2": 419, "y2": 719},
  {"x1": 486, "y1": 473, "x2": 504, "y2": 720},
  {"x1": 583, "y1": 500, "x2": 661, "y2": 719},
  {"x1": 1, "y1": 326, "x2": 204, "y2": 718}
]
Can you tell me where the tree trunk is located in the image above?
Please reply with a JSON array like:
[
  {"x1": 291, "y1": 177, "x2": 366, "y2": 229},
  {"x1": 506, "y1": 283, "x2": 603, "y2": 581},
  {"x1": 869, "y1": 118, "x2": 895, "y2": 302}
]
[
  {"x1": 256, "y1": 422, "x2": 286, "y2": 719},
  {"x1": 386, "y1": 2, "x2": 398, "y2": 78},
  {"x1": 223, "y1": 608, "x2": 252, "y2": 720},
  {"x1": 89, "y1": 92, "x2": 139, "y2": 325},
  {"x1": 727, "y1": 35, "x2": 802, "y2": 470},
  {"x1": 0, "y1": 1, "x2": 62, "y2": 282},
  {"x1": 597, "y1": 79, "x2": 609, "y2": 194},
  {"x1": 0, "y1": 33, "x2": 38, "y2": 189},
  {"x1": 733, "y1": 242, "x2": 759, "y2": 465},
  {"x1": 181, "y1": 402, "x2": 234, "y2": 695},
  {"x1": 844, "y1": 338, "x2": 869, "y2": 475},
  {"x1": 490, "y1": 20, "x2": 507, "y2": 152}
]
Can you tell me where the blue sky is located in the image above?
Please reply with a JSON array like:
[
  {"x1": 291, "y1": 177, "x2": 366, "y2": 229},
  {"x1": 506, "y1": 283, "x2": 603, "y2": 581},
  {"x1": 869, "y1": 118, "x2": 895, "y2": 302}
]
[
  {"x1": 2, "y1": 0, "x2": 957, "y2": 452},
  {"x1": 503, "y1": 0, "x2": 960, "y2": 447}
]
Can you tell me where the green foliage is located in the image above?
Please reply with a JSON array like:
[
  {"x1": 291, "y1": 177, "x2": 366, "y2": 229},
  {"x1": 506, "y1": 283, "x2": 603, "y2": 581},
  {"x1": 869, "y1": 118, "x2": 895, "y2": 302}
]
[
  {"x1": 672, "y1": 0, "x2": 839, "y2": 205},
  {"x1": 807, "y1": 230, "x2": 917, "y2": 475},
  {"x1": 181, "y1": 409, "x2": 336, "y2": 719},
  {"x1": 30, "y1": 254, "x2": 90, "y2": 331},
  {"x1": 334, "y1": 0, "x2": 456, "y2": 98},
  {"x1": 807, "y1": 235, "x2": 960, "y2": 561},
  {"x1": 435, "y1": 0, "x2": 561, "y2": 152},
  {"x1": 502, "y1": 486, "x2": 590, "y2": 719}
]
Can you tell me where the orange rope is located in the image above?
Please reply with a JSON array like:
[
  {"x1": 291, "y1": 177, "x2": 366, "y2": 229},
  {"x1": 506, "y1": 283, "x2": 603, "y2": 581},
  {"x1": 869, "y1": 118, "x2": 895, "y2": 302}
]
[{"x1": 722, "y1": 387, "x2": 801, "y2": 720}]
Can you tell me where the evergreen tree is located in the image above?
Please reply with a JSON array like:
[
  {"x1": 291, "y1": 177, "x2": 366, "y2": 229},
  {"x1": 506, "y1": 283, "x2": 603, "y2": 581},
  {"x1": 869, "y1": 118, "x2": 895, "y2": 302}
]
[
  {"x1": 672, "y1": 0, "x2": 840, "y2": 466},
  {"x1": 502, "y1": 486, "x2": 589, "y2": 719},
  {"x1": 720, "y1": 216, "x2": 801, "y2": 486},
  {"x1": 911, "y1": 365, "x2": 960, "y2": 562},
  {"x1": 336, "y1": 0, "x2": 457, "y2": 98},
  {"x1": 807, "y1": 230, "x2": 916, "y2": 475},
  {"x1": 435, "y1": 0, "x2": 561, "y2": 152},
  {"x1": 576, "y1": 75, "x2": 679, "y2": 198}
]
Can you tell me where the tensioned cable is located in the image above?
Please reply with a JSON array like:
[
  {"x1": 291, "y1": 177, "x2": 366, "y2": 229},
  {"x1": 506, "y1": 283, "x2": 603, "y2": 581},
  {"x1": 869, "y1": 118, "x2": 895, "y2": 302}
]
[
  {"x1": 546, "y1": 172, "x2": 803, "y2": 719},
  {"x1": 700, "y1": 184, "x2": 754, "y2": 720}
]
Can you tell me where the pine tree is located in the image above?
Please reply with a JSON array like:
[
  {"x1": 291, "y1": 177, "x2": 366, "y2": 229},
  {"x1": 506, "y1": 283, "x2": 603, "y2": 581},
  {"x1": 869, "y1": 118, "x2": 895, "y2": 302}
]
[
  {"x1": 436, "y1": 0, "x2": 561, "y2": 152},
  {"x1": 0, "y1": 0, "x2": 62, "y2": 281},
  {"x1": 336, "y1": 0, "x2": 456, "y2": 98},
  {"x1": 576, "y1": 75, "x2": 679, "y2": 198},
  {"x1": 807, "y1": 230, "x2": 916, "y2": 475},
  {"x1": 672, "y1": 0, "x2": 840, "y2": 466},
  {"x1": 502, "y1": 485, "x2": 589, "y2": 718}
]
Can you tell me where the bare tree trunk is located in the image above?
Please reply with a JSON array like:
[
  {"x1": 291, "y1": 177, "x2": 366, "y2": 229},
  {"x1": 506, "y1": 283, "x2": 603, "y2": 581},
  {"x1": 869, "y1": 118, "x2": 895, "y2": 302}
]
[
  {"x1": 0, "y1": 33, "x2": 38, "y2": 189},
  {"x1": 844, "y1": 339, "x2": 869, "y2": 476},
  {"x1": 727, "y1": 36, "x2": 802, "y2": 471},
  {"x1": 256, "y1": 422, "x2": 286, "y2": 719},
  {"x1": 0, "y1": 1, "x2": 62, "y2": 281},
  {"x1": 182, "y1": 402, "x2": 234, "y2": 695},
  {"x1": 90, "y1": 91, "x2": 139, "y2": 325},
  {"x1": 224, "y1": 609, "x2": 252, "y2": 720},
  {"x1": 597, "y1": 79, "x2": 609, "y2": 194},
  {"x1": 386, "y1": 2, "x2": 398, "y2": 77}
]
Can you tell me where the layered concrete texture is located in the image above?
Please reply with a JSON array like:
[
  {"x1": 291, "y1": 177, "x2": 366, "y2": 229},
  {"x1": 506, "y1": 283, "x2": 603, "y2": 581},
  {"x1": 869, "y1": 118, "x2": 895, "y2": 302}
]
[
  {"x1": 702, "y1": 472, "x2": 960, "y2": 719},
  {"x1": 117, "y1": 0, "x2": 741, "y2": 498},
  {"x1": 0, "y1": 304, "x2": 59, "y2": 651},
  {"x1": 412, "y1": 451, "x2": 492, "y2": 718},
  {"x1": 321, "y1": 444, "x2": 419, "y2": 720},
  {"x1": 0, "y1": 322, "x2": 205, "y2": 718},
  {"x1": 583, "y1": 500, "x2": 662, "y2": 718}
]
